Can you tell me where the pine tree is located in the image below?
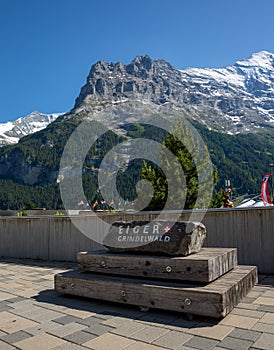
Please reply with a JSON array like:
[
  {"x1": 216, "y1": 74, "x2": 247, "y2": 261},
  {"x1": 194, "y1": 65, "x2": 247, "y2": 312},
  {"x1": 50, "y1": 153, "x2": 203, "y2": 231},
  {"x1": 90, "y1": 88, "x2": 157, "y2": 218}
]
[{"x1": 141, "y1": 119, "x2": 215, "y2": 210}]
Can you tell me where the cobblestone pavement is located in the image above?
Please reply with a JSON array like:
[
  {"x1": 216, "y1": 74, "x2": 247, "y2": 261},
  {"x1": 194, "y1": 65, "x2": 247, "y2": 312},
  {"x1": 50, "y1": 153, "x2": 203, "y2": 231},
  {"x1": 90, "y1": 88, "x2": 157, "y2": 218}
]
[{"x1": 0, "y1": 259, "x2": 273, "y2": 350}]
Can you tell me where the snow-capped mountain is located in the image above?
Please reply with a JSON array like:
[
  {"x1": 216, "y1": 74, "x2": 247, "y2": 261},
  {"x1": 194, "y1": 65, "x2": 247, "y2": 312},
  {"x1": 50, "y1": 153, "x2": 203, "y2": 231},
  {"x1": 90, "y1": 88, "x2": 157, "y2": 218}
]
[
  {"x1": 0, "y1": 52, "x2": 273, "y2": 191},
  {"x1": 74, "y1": 51, "x2": 274, "y2": 133},
  {"x1": 180, "y1": 51, "x2": 274, "y2": 133},
  {"x1": 0, "y1": 111, "x2": 62, "y2": 146}
]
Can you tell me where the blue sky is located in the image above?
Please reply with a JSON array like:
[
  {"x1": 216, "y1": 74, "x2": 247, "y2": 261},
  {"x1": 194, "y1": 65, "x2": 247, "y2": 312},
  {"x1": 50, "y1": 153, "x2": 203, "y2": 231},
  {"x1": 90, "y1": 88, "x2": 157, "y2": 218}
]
[{"x1": 1, "y1": 0, "x2": 274, "y2": 123}]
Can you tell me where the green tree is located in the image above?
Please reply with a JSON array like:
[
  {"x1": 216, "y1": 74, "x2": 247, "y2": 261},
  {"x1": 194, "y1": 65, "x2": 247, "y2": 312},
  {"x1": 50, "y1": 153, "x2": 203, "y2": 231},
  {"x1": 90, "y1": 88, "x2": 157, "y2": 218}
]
[{"x1": 141, "y1": 119, "x2": 215, "y2": 210}]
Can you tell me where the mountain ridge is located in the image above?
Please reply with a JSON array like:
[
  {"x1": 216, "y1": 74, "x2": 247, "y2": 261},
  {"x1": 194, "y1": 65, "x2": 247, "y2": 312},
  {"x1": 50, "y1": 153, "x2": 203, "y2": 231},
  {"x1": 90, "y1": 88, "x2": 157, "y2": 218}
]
[
  {"x1": 0, "y1": 51, "x2": 273, "y2": 209},
  {"x1": 0, "y1": 111, "x2": 62, "y2": 146},
  {"x1": 72, "y1": 51, "x2": 274, "y2": 134}
]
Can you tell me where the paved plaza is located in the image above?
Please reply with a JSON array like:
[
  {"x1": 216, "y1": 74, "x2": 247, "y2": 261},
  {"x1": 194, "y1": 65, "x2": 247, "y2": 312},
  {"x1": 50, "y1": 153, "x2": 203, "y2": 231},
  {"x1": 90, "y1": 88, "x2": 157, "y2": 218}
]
[{"x1": 0, "y1": 259, "x2": 273, "y2": 350}]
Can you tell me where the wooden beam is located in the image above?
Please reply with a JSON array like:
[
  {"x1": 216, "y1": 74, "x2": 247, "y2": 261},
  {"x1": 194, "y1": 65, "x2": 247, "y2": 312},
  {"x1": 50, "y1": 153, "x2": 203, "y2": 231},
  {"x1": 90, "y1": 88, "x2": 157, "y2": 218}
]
[
  {"x1": 77, "y1": 248, "x2": 237, "y2": 282},
  {"x1": 55, "y1": 265, "x2": 257, "y2": 318}
]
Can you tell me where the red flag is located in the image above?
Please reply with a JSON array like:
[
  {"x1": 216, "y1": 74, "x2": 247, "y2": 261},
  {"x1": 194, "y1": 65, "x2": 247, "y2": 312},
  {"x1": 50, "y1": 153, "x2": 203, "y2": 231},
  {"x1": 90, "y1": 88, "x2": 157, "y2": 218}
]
[{"x1": 261, "y1": 174, "x2": 272, "y2": 205}]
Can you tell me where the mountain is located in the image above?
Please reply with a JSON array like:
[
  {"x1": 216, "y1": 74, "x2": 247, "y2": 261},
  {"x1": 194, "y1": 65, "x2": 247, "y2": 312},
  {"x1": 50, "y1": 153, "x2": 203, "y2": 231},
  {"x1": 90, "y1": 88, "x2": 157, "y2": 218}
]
[
  {"x1": 0, "y1": 52, "x2": 274, "y2": 209},
  {"x1": 73, "y1": 51, "x2": 274, "y2": 134},
  {"x1": 0, "y1": 111, "x2": 62, "y2": 146}
]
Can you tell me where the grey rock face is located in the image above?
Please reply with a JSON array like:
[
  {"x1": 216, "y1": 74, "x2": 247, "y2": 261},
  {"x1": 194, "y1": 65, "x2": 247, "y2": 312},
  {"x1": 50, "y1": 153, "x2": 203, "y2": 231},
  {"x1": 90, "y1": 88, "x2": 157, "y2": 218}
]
[
  {"x1": 73, "y1": 51, "x2": 274, "y2": 134},
  {"x1": 74, "y1": 55, "x2": 184, "y2": 108},
  {"x1": 103, "y1": 220, "x2": 206, "y2": 256}
]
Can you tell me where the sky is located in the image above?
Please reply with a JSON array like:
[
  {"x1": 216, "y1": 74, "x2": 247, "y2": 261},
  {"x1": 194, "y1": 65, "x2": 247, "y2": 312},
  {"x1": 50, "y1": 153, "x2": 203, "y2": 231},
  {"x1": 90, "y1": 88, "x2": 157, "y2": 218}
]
[{"x1": 1, "y1": 0, "x2": 274, "y2": 123}]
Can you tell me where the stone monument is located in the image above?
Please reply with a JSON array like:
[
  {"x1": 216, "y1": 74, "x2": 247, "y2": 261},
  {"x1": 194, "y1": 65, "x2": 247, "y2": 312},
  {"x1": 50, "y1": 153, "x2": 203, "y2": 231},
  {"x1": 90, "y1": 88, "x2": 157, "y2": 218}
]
[{"x1": 55, "y1": 220, "x2": 257, "y2": 318}]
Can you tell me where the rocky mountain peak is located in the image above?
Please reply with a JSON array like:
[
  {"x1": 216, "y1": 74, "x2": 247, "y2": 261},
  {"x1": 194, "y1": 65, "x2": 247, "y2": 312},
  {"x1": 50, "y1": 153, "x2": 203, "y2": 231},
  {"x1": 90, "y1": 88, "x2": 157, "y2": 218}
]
[
  {"x1": 73, "y1": 51, "x2": 274, "y2": 134},
  {"x1": 74, "y1": 55, "x2": 181, "y2": 108},
  {"x1": 126, "y1": 55, "x2": 153, "y2": 73}
]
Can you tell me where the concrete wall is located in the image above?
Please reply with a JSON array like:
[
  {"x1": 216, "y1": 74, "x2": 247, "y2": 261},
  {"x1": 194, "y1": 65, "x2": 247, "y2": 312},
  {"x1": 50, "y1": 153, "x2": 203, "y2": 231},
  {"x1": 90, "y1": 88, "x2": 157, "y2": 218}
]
[{"x1": 0, "y1": 207, "x2": 274, "y2": 273}]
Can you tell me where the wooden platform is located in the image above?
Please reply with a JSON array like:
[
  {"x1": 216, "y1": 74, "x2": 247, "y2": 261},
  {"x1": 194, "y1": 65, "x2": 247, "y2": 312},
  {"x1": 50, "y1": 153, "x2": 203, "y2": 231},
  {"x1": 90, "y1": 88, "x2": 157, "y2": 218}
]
[
  {"x1": 77, "y1": 248, "x2": 238, "y2": 282},
  {"x1": 55, "y1": 265, "x2": 257, "y2": 318}
]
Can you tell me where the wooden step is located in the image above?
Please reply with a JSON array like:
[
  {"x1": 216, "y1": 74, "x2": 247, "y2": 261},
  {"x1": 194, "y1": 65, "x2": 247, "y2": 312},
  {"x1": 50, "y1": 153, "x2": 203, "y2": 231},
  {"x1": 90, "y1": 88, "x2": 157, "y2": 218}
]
[
  {"x1": 77, "y1": 248, "x2": 237, "y2": 282},
  {"x1": 55, "y1": 265, "x2": 257, "y2": 318}
]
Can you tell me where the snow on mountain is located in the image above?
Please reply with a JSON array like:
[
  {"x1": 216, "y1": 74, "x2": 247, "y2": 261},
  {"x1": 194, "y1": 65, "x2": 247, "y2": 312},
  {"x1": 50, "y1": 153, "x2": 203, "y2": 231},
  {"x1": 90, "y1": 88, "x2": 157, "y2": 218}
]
[
  {"x1": 178, "y1": 50, "x2": 274, "y2": 132},
  {"x1": 182, "y1": 51, "x2": 274, "y2": 89},
  {"x1": 1, "y1": 51, "x2": 274, "y2": 145},
  {"x1": 74, "y1": 51, "x2": 274, "y2": 134},
  {"x1": 0, "y1": 111, "x2": 62, "y2": 146}
]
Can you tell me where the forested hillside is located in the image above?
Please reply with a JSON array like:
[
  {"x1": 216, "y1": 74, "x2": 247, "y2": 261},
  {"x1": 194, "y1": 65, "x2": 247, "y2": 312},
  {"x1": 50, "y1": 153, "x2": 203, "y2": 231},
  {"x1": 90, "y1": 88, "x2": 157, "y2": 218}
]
[{"x1": 0, "y1": 117, "x2": 272, "y2": 210}]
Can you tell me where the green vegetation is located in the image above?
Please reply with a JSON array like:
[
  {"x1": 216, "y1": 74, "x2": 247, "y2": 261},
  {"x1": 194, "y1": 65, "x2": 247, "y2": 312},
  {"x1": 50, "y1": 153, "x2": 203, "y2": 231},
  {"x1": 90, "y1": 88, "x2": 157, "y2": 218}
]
[
  {"x1": 0, "y1": 116, "x2": 273, "y2": 210},
  {"x1": 193, "y1": 121, "x2": 274, "y2": 195},
  {"x1": 140, "y1": 120, "x2": 218, "y2": 210}
]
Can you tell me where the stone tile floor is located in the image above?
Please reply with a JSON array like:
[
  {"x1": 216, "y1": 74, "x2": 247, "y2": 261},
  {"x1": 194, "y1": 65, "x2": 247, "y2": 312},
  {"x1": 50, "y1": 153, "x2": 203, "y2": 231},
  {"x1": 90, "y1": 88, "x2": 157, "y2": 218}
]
[{"x1": 0, "y1": 259, "x2": 273, "y2": 350}]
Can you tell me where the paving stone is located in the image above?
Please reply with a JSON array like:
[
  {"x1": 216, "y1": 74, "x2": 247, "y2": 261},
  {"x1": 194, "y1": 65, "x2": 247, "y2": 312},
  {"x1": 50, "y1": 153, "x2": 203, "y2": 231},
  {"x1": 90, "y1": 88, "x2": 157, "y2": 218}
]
[
  {"x1": 0, "y1": 311, "x2": 39, "y2": 334},
  {"x1": 0, "y1": 340, "x2": 16, "y2": 349},
  {"x1": 18, "y1": 309, "x2": 64, "y2": 323},
  {"x1": 63, "y1": 330, "x2": 97, "y2": 344},
  {"x1": 54, "y1": 315, "x2": 82, "y2": 325},
  {"x1": 78, "y1": 316, "x2": 103, "y2": 327},
  {"x1": 229, "y1": 328, "x2": 262, "y2": 341},
  {"x1": 8, "y1": 305, "x2": 42, "y2": 316},
  {"x1": 152, "y1": 330, "x2": 193, "y2": 349},
  {"x1": 186, "y1": 324, "x2": 234, "y2": 340},
  {"x1": 0, "y1": 301, "x2": 10, "y2": 306},
  {"x1": 82, "y1": 332, "x2": 135, "y2": 349},
  {"x1": 23, "y1": 320, "x2": 62, "y2": 335},
  {"x1": 253, "y1": 297, "x2": 274, "y2": 307},
  {"x1": 253, "y1": 333, "x2": 274, "y2": 350},
  {"x1": 113, "y1": 308, "x2": 146, "y2": 319},
  {"x1": 259, "y1": 313, "x2": 274, "y2": 324},
  {"x1": 101, "y1": 316, "x2": 131, "y2": 328},
  {"x1": 130, "y1": 325, "x2": 170, "y2": 343},
  {"x1": 253, "y1": 287, "x2": 270, "y2": 293},
  {"x1": 137, "y1": 312, "x2": 180, "y2": 326},
  {"x1": 0, "y1": 330, "x2": 32, "y2": 344},
  {"x1": 0, "y1": 292, "x2": 15, "y2": 301},
  {"x1": 257, "y1": 305, "x2": 274, "y2": 313},
  {"x1": 252, "y1": 322, "x2": 274, "y2": 334},
  {"x1": 86, "y1": 312, "x2": 111, "y2": 320},
  {"x1": 262, "y1": 290, "x2": 274, "y2": 298},
  {"x1": 241, "y1": 297, "x2": 257, "y2": 303},
  {"x1": 84, "y1": 324, "x2": 115, "y2": 336},
  {"x1": 46, "y1": 322, "x2": 87, "y2": 337},
  {"x1": 53, "y1": 343, "x2": 89, "y2": 350},
  {"x1": 246, "y1": 291, "x2": 264, "y2": 298},
  {"x1": 0, "y1": 305, "x2": 12, "y2": 312},
  {"x1": 81, "y1": 303, "x2": 118, "y2": 315},
  {"x1": 2, "y1": 259, "x2": 274, "y2": 350},
  {"x1": 126, "y1": 342, "x2": 168, "y2": 350},
  {"x1": 12, "y1": 289, "x2": 38, "y2": 298},
  {"x1": 14, "y1": 332, "x2": 66, "y2": 350},
  {"x1": 38, "y1": 309, "x2": 67, "y2": 323},
  {"x1": 4, "y1": 297, "x2": 26, "y2": 303},
  {"x1": 161, "y1": 317, "x2": 198, "y2": 332},
  {"x1": 219, "y1": 314, "x2": 258, "y2": 329},
  {"x1": 218, "y1": 336, "x2": 253, "y2": 350},
  {"x1": 230, "y1": 308, "x2": 265, "y2": 319},
  {"x1": 63, "y1": 308, "x2": 96, "y2": 319},
  {"x1": 236, "y1": 303, "x2": 260, "y2": 311},
  {"x1": 111, "y1": 321, "x2": 146, "y2": 337},
  {"x1": 7, "y1": 300, "x2": 36, "y2": 309},
  {"x1": 184, "y1": 335, "x2": 219, "y2": 350}
]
